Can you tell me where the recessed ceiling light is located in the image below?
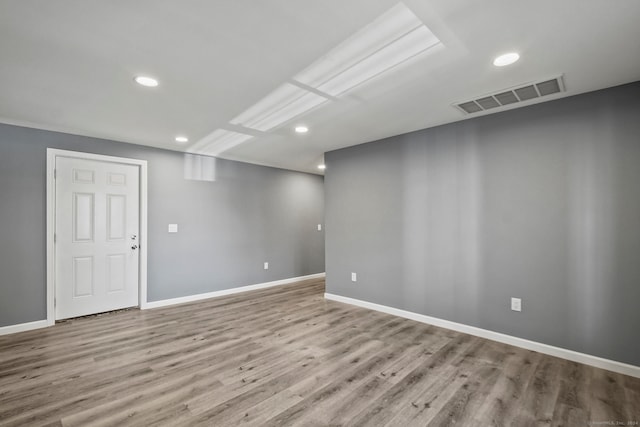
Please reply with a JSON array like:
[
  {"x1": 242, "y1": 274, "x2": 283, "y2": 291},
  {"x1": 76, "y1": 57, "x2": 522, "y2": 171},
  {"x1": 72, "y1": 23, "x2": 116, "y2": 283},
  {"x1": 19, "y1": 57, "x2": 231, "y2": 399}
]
[
  {"x1": 295, "y1": 125, "x2": 309, "y2": 133},
  {"x1": 493, "y1": 52, "x2": 520, "y2": 67},
  {"x1": 134, "y1": 76, "x2": 159, "y2": 87},
  {"x1": 175, "y1": 136, "x2": 189, "y2": 144},
  {"x1": 318, "y1": 164, "x2": 326, "y2": 170}
]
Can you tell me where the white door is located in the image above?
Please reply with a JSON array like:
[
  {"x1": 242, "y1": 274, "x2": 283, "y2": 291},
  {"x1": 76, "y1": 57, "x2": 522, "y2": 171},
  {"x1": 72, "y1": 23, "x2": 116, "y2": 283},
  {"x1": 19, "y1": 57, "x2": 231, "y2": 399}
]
[{"x1": 55, "y1": 156, "x2": 140, "y2": 319}]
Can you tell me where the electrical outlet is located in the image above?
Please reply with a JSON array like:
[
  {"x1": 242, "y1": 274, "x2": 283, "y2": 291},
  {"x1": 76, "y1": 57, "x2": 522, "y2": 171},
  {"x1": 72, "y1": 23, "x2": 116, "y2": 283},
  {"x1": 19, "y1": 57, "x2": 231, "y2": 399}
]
[
  {"x1": 351, "y1": 272, "x2": 357, "y2": 282},
  {"x1": 317, "y1": 224, "x2": 322, "y2": 231},
  {"x1": 511, "y1": 297, "x2": 522, "y2": 312},
  {"x1": 264, "y1": 262, "x2": 269, "y2": 270}
]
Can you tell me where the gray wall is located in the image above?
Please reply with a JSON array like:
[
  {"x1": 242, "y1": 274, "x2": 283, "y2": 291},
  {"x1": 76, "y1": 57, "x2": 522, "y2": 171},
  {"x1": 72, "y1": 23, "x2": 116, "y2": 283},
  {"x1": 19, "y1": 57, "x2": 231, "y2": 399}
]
[
  {"x1": 325, "y1": 81, "x2": 640, "y2": 366},
  {"x1": 0, "y1": 124, "x2": 324, "y2": 327}
]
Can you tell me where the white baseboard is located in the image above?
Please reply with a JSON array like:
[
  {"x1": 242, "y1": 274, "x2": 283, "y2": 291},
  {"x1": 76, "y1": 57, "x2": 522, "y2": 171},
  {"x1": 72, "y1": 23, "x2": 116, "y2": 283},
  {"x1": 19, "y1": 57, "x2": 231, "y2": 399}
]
[
  {"x1": 0, "y1": 274, "x2": 325, "y2": 335},
  {"x1": 324, "y1": 292, "x2": 640, "y2": 379},
  {"x1": 142, "y1": 273, "x2": 326, "y2": 310},
  {"x1": 0, "y1": 319, "x2": 50, "y2": 336}
]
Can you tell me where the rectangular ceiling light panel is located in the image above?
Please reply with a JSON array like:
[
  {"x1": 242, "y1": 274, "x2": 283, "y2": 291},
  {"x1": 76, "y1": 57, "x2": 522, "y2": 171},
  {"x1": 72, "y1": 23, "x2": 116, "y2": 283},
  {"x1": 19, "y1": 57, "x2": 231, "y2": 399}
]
[
  {"x1": 188, "y1": 129, "x2": 254, "y2": 156},
  {"x1": 230, "y1": 83, "x2": 328, "y2": 132},
  {"x1": 294, "y1": 3, "x2": 423, "y2": 88},
  {"x1": 294, "y1": 2, "x2": 441, "y2": 96}
]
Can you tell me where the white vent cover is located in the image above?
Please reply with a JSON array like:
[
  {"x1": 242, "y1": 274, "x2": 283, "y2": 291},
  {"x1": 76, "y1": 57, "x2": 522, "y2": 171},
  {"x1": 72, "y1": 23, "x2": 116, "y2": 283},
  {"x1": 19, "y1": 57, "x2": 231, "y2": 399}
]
[{"x1": 455, "y1": 76, "x2": 565, "y2": 115}]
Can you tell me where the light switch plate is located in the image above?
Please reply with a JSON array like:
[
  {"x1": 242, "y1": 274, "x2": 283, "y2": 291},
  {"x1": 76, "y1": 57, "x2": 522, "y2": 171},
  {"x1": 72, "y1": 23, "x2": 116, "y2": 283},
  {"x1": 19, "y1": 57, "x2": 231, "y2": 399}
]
[
  {"x1": 317, "y1": 224, "x2": 322, "y2": 231},
  {"x1": 264, "y1": 262, "x2": 269, "y2": 270},
  {"x1": 511, "y1": 297, "x2": 522, "y2": 312},
  {"x1": 168, "y1": 224, "x2": 178, "y2": 233},
  {"x1": 351, "y1": 272, "x2": 357, "y2": 282}
]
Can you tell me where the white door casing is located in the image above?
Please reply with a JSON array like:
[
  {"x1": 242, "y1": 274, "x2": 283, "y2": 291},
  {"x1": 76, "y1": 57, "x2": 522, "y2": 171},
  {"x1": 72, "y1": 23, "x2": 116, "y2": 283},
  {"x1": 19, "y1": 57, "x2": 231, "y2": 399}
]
[{"x1": 47, "y1": 149, "x2": 148, "y2": 322}]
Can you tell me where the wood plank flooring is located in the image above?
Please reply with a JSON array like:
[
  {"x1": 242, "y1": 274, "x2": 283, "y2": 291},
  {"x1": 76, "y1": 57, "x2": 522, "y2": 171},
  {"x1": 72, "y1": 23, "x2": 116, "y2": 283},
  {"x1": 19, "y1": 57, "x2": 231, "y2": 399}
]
[{"x1": 1, "y1": 278, "x2": 638, "y2": 426}]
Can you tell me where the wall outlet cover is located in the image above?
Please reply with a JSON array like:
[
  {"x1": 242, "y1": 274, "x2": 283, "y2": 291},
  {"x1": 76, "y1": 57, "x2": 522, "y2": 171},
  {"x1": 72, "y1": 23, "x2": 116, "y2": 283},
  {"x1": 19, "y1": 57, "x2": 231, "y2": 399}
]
[
  {"x1": 168, "y1": 224, "x2": 178, "y2": 233},
  {"x1": 351, "y1": 272, "x2": 357, "y2": 282},
  {"x1": 264, "y1": 262, "x2": 269, "y2": 270},
  {"x1": 317, "y1": 224, "x2": 322, "y2": 231}
]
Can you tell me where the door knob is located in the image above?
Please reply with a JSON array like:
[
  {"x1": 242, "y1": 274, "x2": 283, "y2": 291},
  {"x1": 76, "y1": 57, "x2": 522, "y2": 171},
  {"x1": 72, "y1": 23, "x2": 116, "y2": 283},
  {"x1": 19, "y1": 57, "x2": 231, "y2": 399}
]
[
  {"x1": 131, "y1": 245, "x2": 138, "y2": 250},
  {"x1": 131, "y1": 235, "x2": 137, "y2": 240}
]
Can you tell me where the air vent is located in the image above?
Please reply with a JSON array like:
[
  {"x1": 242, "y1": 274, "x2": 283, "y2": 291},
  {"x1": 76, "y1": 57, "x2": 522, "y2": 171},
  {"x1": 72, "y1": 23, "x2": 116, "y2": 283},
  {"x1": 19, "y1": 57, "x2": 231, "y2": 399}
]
[{"x1": 455, "y1": 75, "x2": 565, "y2": 115}]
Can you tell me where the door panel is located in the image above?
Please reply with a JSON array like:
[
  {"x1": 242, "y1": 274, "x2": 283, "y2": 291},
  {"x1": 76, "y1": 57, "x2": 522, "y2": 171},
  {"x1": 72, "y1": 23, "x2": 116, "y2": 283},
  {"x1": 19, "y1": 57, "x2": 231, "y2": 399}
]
[
  {"x1": 107, "y1": 195, "x2": 126, "y2": 240},
  {"x1": 73, "y1": 169, "x2": 95, "y2": 184},
  {"x1": 73, "y1": 256, "x2": 94, "y2": 297},
  {"x1": 73, "y1": 193, "x2": 95, "y2": 242},
  {"x1": 108, "y1": 172, "x2": 126, "y2": 186},
  {"x1": 56, "y1": 156, "x2": 140, "y2": 319},
  {"x1": 107, "y1": 254, "x2": 126, "y2": 293}
]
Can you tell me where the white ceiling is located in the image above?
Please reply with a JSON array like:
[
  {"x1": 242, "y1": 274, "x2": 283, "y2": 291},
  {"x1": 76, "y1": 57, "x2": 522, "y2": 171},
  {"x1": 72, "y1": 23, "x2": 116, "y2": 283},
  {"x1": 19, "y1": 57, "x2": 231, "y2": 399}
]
[{"x1": 1, "y1": 0, "x2": 639, "y2": 175}]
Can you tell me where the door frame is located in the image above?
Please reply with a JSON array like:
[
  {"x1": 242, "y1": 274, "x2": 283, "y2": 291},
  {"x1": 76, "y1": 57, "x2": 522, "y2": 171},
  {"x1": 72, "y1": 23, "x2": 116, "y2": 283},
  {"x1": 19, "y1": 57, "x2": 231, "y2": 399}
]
[{"x1": 46, "y1": 148, "x2": 148, "y2": 324}]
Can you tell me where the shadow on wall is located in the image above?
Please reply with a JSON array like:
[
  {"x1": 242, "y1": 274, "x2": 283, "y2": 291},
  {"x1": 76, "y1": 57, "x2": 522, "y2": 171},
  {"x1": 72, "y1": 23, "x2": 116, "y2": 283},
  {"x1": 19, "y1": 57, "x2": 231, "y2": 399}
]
[
  {"x1": 184, "y1": 154, "x2": 217, "y2": 182},
  {"x1": 400, "y1": 126, "x2": 482, "y2": 327},
  {"x1": 395, "y1": 121, "x2": 624, "y2": 349}
]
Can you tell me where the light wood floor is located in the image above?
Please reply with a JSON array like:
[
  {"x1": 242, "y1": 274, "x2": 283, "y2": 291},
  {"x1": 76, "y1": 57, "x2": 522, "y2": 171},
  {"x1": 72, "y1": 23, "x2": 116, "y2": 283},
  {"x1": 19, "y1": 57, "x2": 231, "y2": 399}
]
[{"x1": 1, "y1": 278, "x2": 638, "y2": 426}]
